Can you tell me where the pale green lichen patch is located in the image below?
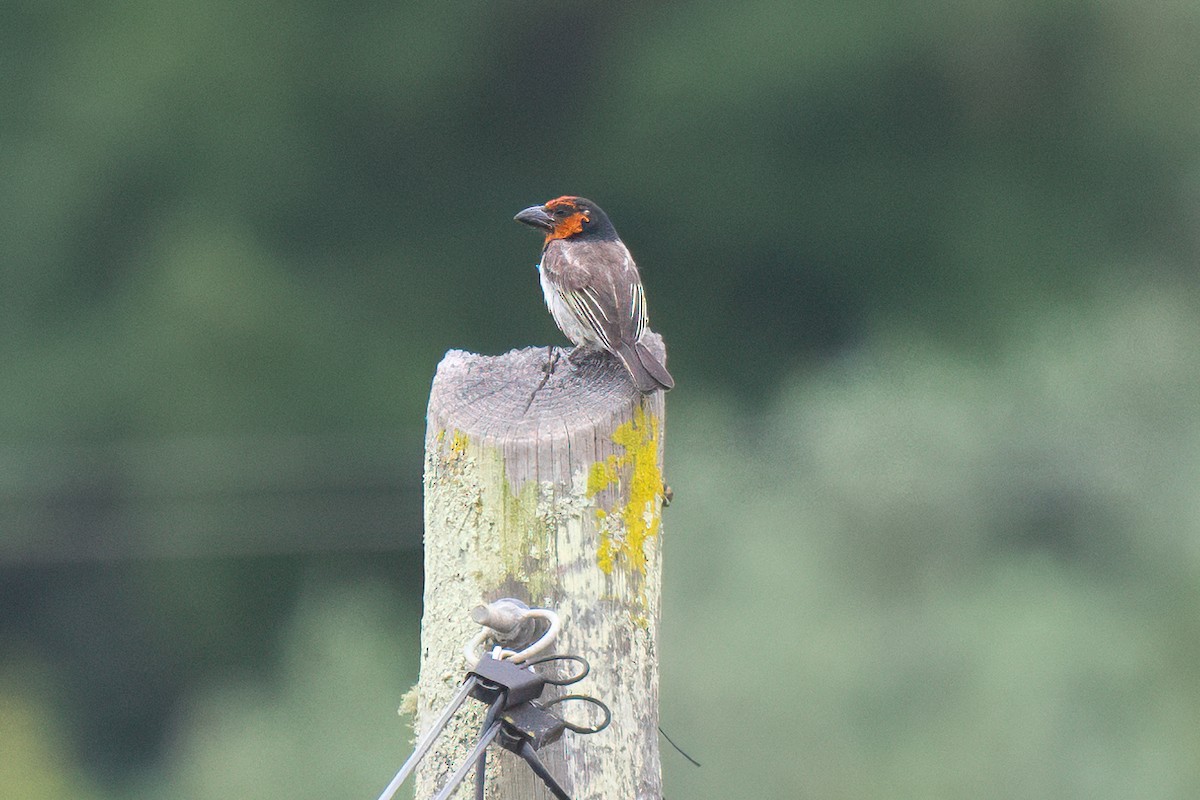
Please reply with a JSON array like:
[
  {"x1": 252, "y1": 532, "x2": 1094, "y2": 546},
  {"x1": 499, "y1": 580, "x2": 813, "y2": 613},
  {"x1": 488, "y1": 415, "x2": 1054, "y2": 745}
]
[
  {"x1": 497, "y1": 465, "x2": 557, "y2": 598},
  {"x1": 437, "y1": 439, "x2": 562, "y2": 602}
]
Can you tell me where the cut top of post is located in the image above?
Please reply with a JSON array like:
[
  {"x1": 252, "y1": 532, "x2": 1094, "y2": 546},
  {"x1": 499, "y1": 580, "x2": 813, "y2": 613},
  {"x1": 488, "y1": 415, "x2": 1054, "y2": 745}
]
[{"x1": 427, "y1": 332, "x2": 668, "y2": 445}]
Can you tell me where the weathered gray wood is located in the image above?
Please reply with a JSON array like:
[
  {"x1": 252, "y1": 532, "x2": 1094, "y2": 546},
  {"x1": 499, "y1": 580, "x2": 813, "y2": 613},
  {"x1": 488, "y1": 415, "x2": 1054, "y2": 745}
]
[{"x1": 416, "y1": 333, "x2": 669, "y2": 800}]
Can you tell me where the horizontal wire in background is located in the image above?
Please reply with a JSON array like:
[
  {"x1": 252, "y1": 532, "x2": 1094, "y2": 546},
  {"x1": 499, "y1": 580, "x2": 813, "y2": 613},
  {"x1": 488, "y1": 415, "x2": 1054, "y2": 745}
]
[{"x1": 0, "y1": 431, "x2": 424, "y2": 564}]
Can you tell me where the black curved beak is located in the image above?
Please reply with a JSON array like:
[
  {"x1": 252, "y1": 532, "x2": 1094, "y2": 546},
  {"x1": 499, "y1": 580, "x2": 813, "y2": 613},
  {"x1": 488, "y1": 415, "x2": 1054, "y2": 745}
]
[{"x1": 514, "y1": 205, "x2": 555, "y2": 232}]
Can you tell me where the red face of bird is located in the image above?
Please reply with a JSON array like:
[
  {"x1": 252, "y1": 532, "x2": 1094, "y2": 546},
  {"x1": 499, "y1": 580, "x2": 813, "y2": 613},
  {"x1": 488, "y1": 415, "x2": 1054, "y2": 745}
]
[{"x1": 514, "y1": 196, "x2": 617, "y2": 243}]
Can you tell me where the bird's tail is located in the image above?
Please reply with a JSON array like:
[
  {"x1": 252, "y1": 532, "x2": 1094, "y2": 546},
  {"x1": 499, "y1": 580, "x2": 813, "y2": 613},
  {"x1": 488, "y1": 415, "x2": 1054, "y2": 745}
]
[{"x1": 613, "y1": 341, "x2": 675, "y2": 393}]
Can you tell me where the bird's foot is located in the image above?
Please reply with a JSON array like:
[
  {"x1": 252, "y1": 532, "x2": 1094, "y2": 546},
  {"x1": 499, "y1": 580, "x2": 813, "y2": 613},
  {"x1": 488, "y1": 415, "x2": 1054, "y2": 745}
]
[
  {"x1": 523, "y1": 346, "x2": 561, "y2": 414},
  {"x1": 566, "y1": 345, "x2": 592, "y2": 366}
]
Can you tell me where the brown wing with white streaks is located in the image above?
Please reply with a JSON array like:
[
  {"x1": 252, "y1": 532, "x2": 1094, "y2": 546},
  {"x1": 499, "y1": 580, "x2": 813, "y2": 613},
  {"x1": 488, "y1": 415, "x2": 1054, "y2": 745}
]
[{"x1": 540, "y1": 238, "x2": 648, "y2": 350}]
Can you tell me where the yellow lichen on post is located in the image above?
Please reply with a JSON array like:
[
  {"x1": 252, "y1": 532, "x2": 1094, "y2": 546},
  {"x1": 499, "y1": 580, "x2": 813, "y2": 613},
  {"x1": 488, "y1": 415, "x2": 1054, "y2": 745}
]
[
  {"x1": 588, "y1": 404, "x2": 664, "y2": 579},
  {"x1": 586, "y1": 459, "x2": 618, "y2": 496}
]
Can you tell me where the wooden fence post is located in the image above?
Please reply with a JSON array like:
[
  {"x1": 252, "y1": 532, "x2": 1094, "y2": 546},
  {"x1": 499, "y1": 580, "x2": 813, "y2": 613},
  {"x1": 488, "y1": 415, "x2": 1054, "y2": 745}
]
[{"x1": 414, "y1": 335, "x2": 669, "y2": 800}]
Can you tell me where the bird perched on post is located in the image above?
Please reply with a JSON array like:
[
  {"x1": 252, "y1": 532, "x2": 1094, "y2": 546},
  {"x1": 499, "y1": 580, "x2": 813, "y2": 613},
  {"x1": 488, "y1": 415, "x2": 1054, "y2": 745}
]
[{"x1": 514, "y1": 196, "x2": 674, "y2": 393}]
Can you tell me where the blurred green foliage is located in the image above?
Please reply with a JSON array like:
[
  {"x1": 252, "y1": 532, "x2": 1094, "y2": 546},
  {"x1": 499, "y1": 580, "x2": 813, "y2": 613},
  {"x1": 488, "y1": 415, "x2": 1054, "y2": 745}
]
[
  {"x1": 3, "y1": 0, "x2": 1200, "y2": 797},
  {"x1": 661, "y1": 286, "x2": 1200, "y2": 797},
  {"x1": 135, "y1": 580, "x2": 419, "y2": 800}
]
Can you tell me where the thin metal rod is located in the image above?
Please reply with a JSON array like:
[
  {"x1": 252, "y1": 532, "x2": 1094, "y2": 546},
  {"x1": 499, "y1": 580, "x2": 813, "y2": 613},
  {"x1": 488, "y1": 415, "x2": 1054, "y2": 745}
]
[
  {"x1": 474, "y1": 701, "x2": 503, "y2": 800},
  {"x1": 431, "y1": 722, "x2": 502, "y2": 800},
  {"x1": 519, "y1": 741, "x2": 573, "y2": 800},
  {"x1": 376, "y1": 677, "x2": 477, "y2": 800}
]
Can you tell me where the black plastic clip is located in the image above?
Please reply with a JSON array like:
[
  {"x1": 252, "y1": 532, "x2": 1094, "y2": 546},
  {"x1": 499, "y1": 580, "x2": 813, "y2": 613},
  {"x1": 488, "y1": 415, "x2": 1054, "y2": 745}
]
[
  {"x1": 468, "y1": 652, "x2": 547, "y2": 709},
  {"x1": 476, "y1": 693, "x2": 611, "y2": 800}
]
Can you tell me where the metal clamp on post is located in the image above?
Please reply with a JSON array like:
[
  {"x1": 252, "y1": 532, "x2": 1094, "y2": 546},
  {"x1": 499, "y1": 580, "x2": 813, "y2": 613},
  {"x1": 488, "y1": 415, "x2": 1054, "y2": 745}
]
[
  {"x1": 376, "y1": 602, "x2": 583, "y2": 800},
  {"x1": 463, "y1": 599, "x2": 562, "y2": 666}
]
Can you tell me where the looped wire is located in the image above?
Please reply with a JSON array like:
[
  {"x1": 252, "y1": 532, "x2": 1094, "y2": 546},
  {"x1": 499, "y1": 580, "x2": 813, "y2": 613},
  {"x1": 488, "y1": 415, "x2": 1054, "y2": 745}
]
[
  {"x1": 523, "y1": 653, "x2": 590, "y2": 686},
  {"x1": 539, "y1": 694, "x2": 612, "y2": 735}
]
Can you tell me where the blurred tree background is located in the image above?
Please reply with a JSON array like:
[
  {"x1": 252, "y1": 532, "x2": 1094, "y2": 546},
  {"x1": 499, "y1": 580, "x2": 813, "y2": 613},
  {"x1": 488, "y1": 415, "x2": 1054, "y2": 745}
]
[{"x1": 3, "y1": 0, "x2": 1200, "y2": 797}]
